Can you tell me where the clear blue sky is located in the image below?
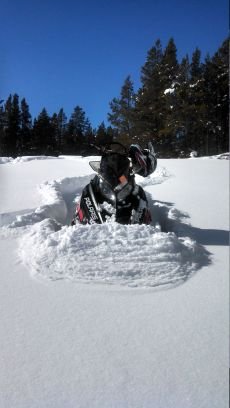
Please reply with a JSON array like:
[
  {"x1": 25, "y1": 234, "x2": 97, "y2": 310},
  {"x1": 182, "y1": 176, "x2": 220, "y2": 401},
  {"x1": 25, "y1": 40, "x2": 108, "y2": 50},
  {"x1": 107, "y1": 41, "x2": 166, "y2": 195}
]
[{"x1": 1, "y1": 0, "x2": 228, "y2": 128}]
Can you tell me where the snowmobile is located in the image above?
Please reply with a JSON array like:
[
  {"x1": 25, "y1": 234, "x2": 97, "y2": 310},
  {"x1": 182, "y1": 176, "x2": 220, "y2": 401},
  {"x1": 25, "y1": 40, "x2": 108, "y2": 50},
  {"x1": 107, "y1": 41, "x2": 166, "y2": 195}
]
[{"x1": 71, "y1": 142, "x2": 157, "y2": 226}]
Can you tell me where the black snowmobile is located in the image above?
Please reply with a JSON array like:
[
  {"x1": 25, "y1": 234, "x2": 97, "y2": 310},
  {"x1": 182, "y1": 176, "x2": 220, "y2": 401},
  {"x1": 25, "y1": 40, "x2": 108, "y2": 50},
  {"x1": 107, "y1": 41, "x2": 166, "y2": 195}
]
[{"x1": 71, "y1": 142, "x2": 157, "y2": 226}]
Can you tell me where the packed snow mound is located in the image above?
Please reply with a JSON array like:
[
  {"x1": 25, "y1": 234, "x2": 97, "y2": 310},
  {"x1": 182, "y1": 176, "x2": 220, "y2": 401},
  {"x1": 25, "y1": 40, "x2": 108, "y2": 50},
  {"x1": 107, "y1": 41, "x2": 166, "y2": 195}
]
[
  {"x1": 18, "y1": 219, "x2": 209, "y2": 288},
  {"x1": 0, "y1": 155, "x2": 62, "y2": 164}
]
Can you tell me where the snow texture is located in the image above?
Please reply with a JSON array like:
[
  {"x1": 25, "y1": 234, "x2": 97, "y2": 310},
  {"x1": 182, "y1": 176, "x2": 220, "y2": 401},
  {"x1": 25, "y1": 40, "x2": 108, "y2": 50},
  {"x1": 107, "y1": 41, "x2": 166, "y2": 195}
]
[{"x1": 19, "y1": 220, "x2": 209, "y2": 288}]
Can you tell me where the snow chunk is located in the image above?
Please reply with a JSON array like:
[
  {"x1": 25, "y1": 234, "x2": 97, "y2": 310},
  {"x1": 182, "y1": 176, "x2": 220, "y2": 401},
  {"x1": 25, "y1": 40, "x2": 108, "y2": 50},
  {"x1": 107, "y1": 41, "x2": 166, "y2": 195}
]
[
  {"x1": 18, "y1": 220, "x2": 209, "y2": 289},
  {"x1": 137, "y1": 166, "x2": 170, "y2": 187},
  {"x1": 164, "y1": 88, "x2": 175, "y2": 95},
  {"x1": 190, "y1": 151, "x2": 198, "y2": 158}
]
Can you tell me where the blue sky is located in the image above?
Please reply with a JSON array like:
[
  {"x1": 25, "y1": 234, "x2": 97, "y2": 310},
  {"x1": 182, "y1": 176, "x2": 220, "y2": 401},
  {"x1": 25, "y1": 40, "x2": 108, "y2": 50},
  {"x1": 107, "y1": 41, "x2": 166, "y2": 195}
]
[{"x1": 1, "y1": 0, "x2": 228, "y2": 128}]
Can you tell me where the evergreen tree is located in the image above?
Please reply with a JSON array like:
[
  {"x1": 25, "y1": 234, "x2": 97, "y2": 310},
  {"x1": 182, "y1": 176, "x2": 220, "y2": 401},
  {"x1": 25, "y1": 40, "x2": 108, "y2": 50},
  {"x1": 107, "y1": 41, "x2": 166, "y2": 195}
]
[
  {"x1": 157, "y1": 38, "x2": 180, "y2": 155},
  {"x1": 69, "y1": 106, "x2": 87, "y2": 135},
  {"x1": 94, "y1": 122, "x2": 113, "y2": 146},
  {"x1": 135, "y1": 39, "x2": 163, "y2": 142},
  {"x1": 173, "y1": 55, "x2": 191, "y2": 154},
  {"x1": 160, "y1": 37, "x2": 178, "y2": 87},
  {"x1": 50, "y1": 113, "x2": 59, "y2": 150},
  {"x1": 32, "y1": 108, "x2": 56, "y2": 154},
  {"x1": 186, "y1": 48, "x2": 207, "y2": 153},
  {"x1": 0, "y1": 99, "x2": 6, "y2": 155},
  {"x1": 4, "y1": 94, "x2": 21, "y2": 156},
  {"x1": 108, "y1": 75, "x2": 135, "y2": 146},
  {"x1": 95, "y1": 122, "x2": 107, "y2": 145},
  {"x1": 66, "y1": 106, "x2": 89, "y2": 152},
  {"x1": 20, "y1": 98, "x2": 32, "y2": 154},
  {"x1": 57, "y1": 108, "x2": 67, "y2": 151},
  {"x1": 209, "y1": 38, "x2": 229, "y2": 153},
  {"x1": 190, "y1": 48, "x2": 203, "y2": 81},
  {"x1": 84, "y1": 118, "x2": 95, "y2": 145},
  {"x1": 135, "y1": 38, "x2": 180, "y2": 153}
]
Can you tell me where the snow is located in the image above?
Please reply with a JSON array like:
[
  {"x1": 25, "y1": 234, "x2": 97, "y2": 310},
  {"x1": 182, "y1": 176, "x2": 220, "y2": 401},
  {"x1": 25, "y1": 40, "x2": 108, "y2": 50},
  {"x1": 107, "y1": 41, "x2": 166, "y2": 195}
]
[
  {"x1": 164, "y1": 88, "x2": 175, "y2": 95},
  {"x1": 0, "y1": 155, "x2": 62, "y2": 164},
  {"x1": 0, "y1": 155, "x2": 229, "y2": 407}
]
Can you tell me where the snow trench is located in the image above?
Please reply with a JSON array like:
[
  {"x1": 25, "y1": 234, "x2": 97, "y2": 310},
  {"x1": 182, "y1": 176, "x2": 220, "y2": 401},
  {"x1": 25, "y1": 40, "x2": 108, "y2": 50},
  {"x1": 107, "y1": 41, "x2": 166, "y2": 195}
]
[{"x1": 2, "y1": 168, "x2": 210, "y2": 289}]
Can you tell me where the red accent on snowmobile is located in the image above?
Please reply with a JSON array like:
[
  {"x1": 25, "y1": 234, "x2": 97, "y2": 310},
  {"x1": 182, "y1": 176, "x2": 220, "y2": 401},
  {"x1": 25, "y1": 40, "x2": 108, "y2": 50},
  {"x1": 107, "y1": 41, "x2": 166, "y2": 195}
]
[{"x1": 76, "y1": 204, "x2": 84, "y2": 222}]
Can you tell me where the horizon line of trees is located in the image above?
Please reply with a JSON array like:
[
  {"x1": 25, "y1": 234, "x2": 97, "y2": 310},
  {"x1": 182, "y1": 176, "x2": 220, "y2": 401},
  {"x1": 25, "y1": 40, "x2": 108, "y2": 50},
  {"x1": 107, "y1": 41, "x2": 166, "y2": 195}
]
[{"x1": 0, "y1": 37, "x2": 228, "y2": 158}]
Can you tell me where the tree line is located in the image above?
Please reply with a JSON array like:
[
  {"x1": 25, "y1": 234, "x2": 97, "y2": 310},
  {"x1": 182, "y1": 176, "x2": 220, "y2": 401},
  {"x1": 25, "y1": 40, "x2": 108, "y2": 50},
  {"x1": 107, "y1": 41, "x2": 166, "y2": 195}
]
[
  {"x1": 0, "y1": 100, "x2": 114, "y2": 157},
  {"x1": 0, "y1": 37, "x2": 228, "y2": 158}
]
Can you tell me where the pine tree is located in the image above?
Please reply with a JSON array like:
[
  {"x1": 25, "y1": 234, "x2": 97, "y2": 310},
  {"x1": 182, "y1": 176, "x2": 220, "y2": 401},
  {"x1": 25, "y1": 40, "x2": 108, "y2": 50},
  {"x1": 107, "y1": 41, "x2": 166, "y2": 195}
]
[
  {"x1": 93, "y1": 122, "x2": 112, "y2": 146},
  {"x1": 210, "y1": 38, "x2": 229, "y2": 153},
  {"x1": 160, "y1": 38, "x2": 178, "y2": 87},
  {"x1": 66, "y1": 106, "x2": 89, "y2": 152},
  {"x1": 57, "y1": 108, "x2": 67, "y2": 151},
  {"x1": 32, "y1": 108, "x2": 56, "y2": 154},
  {"x1": 0, "y1": 99, "x2": 6, "y2": 155},
  {"x1": 69, "y1": 106, "x2": 87, "y2": 135},
  {"x1": 108, "y1": 75, "x2": 136, "y2": 146},
  {"x1": 20, "y1": 98, "x2": 32, "y2": 154},
  {"x1": 158, "y1": 38, "x2": 180, "y2": 155},
  {"x1": 183, "y1": 48, "x2": 206, "y2": 154},
  {"x1": 173, "y1": 55, "x2": 191, "y2": 155},
  {"x1": 50, "y1": 113, "x2": 59, "y2": 150},
  {"x1": 4, "y1": 94, "x2": 21, "y2": 156},
  {"x1": 135, "y1": 39, "x2": 163, "y2": 143},
  {"x1": 95, "y1": 122, "x2": 107, "y2": 145},
  {"x1": 135, "y1": 38, "x2": 180, "y2": 154},
  {"x1": 84, "y1": 118, "x2": 95, "y2": 145}
]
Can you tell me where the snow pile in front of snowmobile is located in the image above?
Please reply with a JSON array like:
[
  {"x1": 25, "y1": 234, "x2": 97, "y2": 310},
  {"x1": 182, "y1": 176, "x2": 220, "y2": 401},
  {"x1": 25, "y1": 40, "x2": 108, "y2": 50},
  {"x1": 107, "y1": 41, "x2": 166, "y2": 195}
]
[
  {"x1": 0, "y1": 171, "x2": 209, "y2": 289},
  {"x1": 18, "y1": 218, "x2": 209, "y2": 289}
]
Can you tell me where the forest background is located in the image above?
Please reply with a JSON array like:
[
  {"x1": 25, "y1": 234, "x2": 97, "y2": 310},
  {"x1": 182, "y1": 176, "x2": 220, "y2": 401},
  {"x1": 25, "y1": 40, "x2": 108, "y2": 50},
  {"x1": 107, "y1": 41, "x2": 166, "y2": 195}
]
[{"x1": 0, "y1": 37, "x2": 228, "y2": 158}]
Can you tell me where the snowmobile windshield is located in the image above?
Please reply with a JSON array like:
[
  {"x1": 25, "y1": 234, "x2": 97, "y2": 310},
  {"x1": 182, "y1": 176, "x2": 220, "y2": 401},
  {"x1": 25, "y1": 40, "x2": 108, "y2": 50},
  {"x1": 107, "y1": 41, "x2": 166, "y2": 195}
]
[
  {"x1": 99, "y1": 153, "x2": 130, "y2": 188},
  {"x1": 89, "y1": 161, "x2": 100, "y2": 173},
  {"x1": 98, "y1": 153, "x2": 134, "y2": 202}
]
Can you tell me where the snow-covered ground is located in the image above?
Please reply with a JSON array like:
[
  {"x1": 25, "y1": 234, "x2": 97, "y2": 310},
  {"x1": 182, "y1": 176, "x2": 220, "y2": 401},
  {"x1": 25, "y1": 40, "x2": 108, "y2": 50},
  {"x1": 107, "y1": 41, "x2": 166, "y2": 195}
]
[{"x1": 0, "y1": 155, "x2": 229, "y2": 408}]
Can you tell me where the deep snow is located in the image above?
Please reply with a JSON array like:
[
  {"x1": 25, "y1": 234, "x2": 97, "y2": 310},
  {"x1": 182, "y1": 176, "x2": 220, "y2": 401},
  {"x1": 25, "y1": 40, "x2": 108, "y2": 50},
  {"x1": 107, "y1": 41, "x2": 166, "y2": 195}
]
[{"x1": 0, "y1": 155, "x2": 229, "y2": 408}]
